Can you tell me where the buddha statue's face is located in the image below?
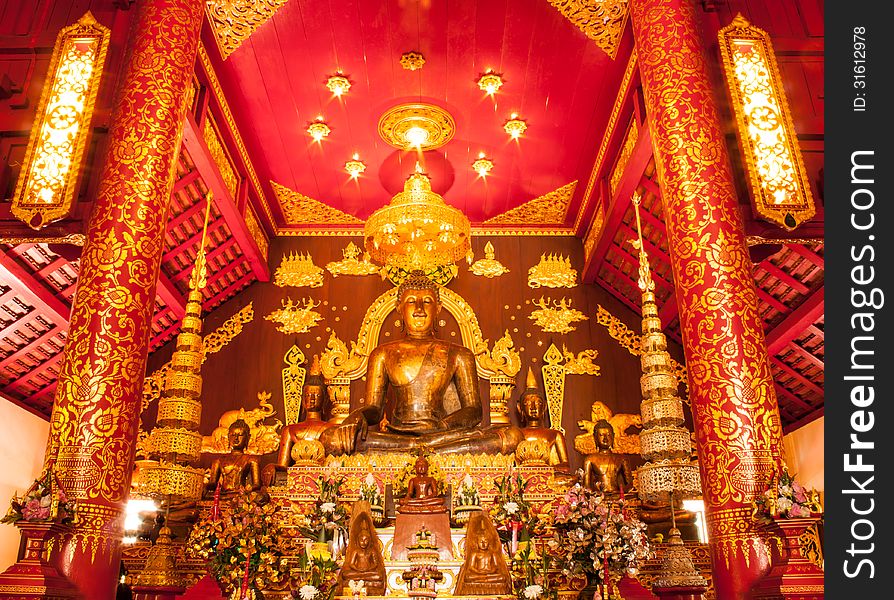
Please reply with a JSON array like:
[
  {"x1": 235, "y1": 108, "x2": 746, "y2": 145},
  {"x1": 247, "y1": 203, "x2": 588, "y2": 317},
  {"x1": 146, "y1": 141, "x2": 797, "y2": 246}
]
[
  {"x1": 478, "y1": 537, "x2": 489, "y2": 550},
  {"x1": 228, "y1": 424, "x2": 250, "y2": 451},
  {"x1": 358, "y1": 529, "x2": 370, "y2": 549},
  {"x1": 304, "y1": 384, "x2": 324, "y2": 411},
  {"x1": 399, "y1": 288, "x2": 438, "y2": 337},
  {"x1": 594, "y1": 426, "x2": 613, "y2": 450},
  {"x1": 522, "y1": 393, "x2": 544, "y2": 421},
  {"x1": 415, "y1": 458, "x2": 429, "y2": 475}
]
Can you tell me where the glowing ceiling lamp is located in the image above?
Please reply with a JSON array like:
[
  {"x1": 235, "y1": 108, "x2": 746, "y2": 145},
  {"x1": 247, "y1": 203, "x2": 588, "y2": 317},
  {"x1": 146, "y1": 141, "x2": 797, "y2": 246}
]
[
  {"x1": 404, "y1": 125, "x2": 430, "y2": 148},
  {"x1": 306, "y1": 118, "x2": 331, "y2": 142},
  {"x1": 472, "y1": 153, "x2": 494, "y2": 177},
  {"x1": 12, "y1": 12, "x2": 110, "y2": 229},
  {"x1": 326, "y1": 73, "x2": 351, "y2": 97},
  {"x1": 503, "y1": 113, "x2": 527, "y2": 139},
  {"x1": 718, "y1": 14, "x2": 815, "y2": 230},
  {"x1": 477, "y1": 70, "x2": 504, "y2": 95},
  {"x1": 345, "y1": 153, "x2": 366, "y2": 178}
]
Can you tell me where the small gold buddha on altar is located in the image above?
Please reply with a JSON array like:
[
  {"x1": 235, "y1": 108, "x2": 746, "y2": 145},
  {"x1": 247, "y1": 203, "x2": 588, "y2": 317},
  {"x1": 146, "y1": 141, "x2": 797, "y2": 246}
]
[
  {"x1": 398, "y1": 455, "x2": 447, "y2": 514},
  {"x1": 516, "y1": 367, "x2": 574, "y2": 482},
  {"x1": 582, "y1": 419, "x2": 632, "y2": 497},
  {"x1": 205, "y1": 419, "x2": 261, "y2": 497},
  {"x1": 320, "y1": 272, "x2": 522, "y2": 455}
]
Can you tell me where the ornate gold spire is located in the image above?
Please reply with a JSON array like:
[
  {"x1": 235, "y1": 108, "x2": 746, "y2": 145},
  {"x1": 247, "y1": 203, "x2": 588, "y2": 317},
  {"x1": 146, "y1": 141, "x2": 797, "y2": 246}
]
[{"x1": 525, "y1": 366, "x2": 538, "y2": 390}]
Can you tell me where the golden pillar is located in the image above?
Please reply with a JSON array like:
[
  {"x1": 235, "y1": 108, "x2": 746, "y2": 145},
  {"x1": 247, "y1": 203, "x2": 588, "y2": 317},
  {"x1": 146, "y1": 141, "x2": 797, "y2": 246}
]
[
  {"x1": 628, "y1": 0, "x2": 784, "y2": 597},
  {"x1": 39, "y1": 0, "x2": 204, "y2": 597}
]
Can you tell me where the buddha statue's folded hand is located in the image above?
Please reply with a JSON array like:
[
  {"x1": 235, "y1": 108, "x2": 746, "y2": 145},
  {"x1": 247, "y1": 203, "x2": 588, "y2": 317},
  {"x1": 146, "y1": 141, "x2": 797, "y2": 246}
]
[{"x1": 322, "y1": 416, "x2": 368, "y2": 455}]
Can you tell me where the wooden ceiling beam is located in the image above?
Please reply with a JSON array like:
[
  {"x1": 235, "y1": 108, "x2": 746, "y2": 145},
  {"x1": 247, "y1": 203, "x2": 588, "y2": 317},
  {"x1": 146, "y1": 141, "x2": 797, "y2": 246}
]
[
  {"x1": 166, "y1": 197, "x2": 208, "y2": 232},
  {"x1": 784, "y1": 243, "x2": 824, "y2": 269},
  {"x1": 155, "y1": 272, "x2": 186, "y2": 319},
  {"x1": 171, "y1": 169, "x2": 201, "y2": 195},
  {"x1": 756, "y1": 288, "x2": 791, "y2": 315},
  {"x1": 765, "y1": 286, "x2": 824, "y2": 355},
  {"x1": 758, "y1": 260, "x2": 810, "y2": 295},
  {"x1": 170, "y1": 238, "x2": 238, "y2": 283},
  {"x1": 161, "y1": 218, "x2": 227, "y2": 265},
  {"x1": 771, "y1": 357, "x2": 824, "y2": 399},
  {"x1": 2, "y1": 353, "x2": 62, "y2": 396},
  {"x1": 181, "y1": 114, "x2": 270, "y2": 282},
  {"x1": 0, "y1": 254, "x2": 70, "y2": 326},
  {"x1": 773, "y1": 382, "x2": 814, "y2": 412},
  {"x1": 205, "y1": 272, "x2": 255, "y2": 310},
  {"x1": 783, "y1": 406, "x2": 824, "y2": 434},
  {"x1": 0, "y1": 327, "x2": 64, "y2": 372},
  {"x1": 787, "y1": 341, "x2": 825, "y2": 371}
]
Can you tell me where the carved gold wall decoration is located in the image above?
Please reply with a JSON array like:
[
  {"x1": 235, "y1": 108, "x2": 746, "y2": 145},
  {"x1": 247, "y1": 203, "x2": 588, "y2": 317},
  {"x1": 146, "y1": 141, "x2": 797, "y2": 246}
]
[
  {"x1": 205, "y1": 0, "x2": 290, "y2": 60},
  {"x1": 400, "y1": 51, "x2": 425, "y2": 70},
  {"x1": 541, "y1": 344, "x2": 567, "y2": 434},
  {"x1": 201, "y1": 391, "x2": 282, "y2": 455},
  {"x1": 142, "y1": 303, "x2": 254, "y2": 411},
  {"x1": 243, "y1": 204, "x2": 269, "y2": 261},
  {"x1": 325, "y1": 241, "x2": 381, "y2": 277},
  {"x1": 319, "y1": 331, "x2": 365, "y2": 381},
  {"x1": 583, "y1": 204, "x2": 605, "y2": 262},
  {"x1": 469, "y1": 241, "x2": 509, "y2": 278},
  {"x1": 527, "y1": 253, "x2": 578, "y2": 288},
  {"x1": 481, "y1": 331, "x2": 522, "y2": 425},
  {"x1": 561, "y1": 345, "x2": 601, "y2": 375},
  {"x1": 547, "y1": 0, "x2": 629, "y2": 60},
  {"x1": 529, "y1": 297, "x2": 587, "y2": 334},
  {"x1": 718, "y1": 14, "x2": 816, "y2": 230},
  {"x1": 272, "y1": 180, "x2": 363, "y2": 225},
  {"x1": 281, "y1": 344, "x2": 307, "y2": 426},
  {"x1": 575, "y1": 400, "x2": 642, "y2": 455},
  {"x1": 378, "y1": 103, "x2": 456, "y2": 151},
  {"x1": 483, "y1": 181, "x2": 577, "y2": 225},
  {"x1": 202, "y1": 114, "x2": 239, "y2": 199},
  {"x1": 609, "y1": 117, "x2": 638, "y2": 195},
  {"x1": 265, "y1": 297, "x2": 323, "y2": 334},
  {"x1": 594, "y1": 304, "x2": 688, "y2": 396},
  {"x1": 12, "y1": 12, "x2": 110, "y2": 229},
  {"x1": 274, "y1": 251, "x2": 324, "y2": 288}
]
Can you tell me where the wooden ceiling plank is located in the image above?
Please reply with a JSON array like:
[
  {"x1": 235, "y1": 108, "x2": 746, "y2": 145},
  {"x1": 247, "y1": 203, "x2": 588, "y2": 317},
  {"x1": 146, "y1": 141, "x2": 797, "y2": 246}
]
[
  {"x1": 765, "y1": 285, "x2": 824, "y2": 355},
  {"x1": 2, "y1": 352, "x2": 63, "y2": 395},
  {"x1": 166, "y1": 197, "x2": 207, "y2": 232},
  {"x1": 756, "y1": 288, "x2": 790, "y2": 315},
  {"x1": 784, "y1": 243, "x2": 824, "y2": 269},
  {"x1": 0, "y1": 327, "x2": 64, "y2": 372},
  {"x1": 771, "y1": 357, "x2": 824, "y2": 398},
  {"x1": 611, "y1": 245, "x2": 675, "y2": 291},
  {"x1": 787, "y1": 341, "x2": 825, "y2": 371},
  {"x1": 36, "y1": 257, "x2": 69, "y2": 278},
  {"x1": 0, "y1": 256, "x2": 70, "y2": 325},
  {"x1": 0, "y1": 311, "x2": 36, "y2": 341},
  {"x1": 150, "y1": 319, "x2": 183, "y2": 351},
  {"x1": 618, "y1": 222, "x2": 672, "y2": 265},
  {"x1": 171, "y1": 169, "x2": 201, "y2": 195},
  {"x1": 155, "y1": 272, "x2": 186, "y2": 319},
  {"x1": 170, "y1": 238, "x2": 238, "y2": 283},
  {"x1": 161, "y1": 219, "x2": 226, "y2": 265},
  {"x1": 774, "y1": 382, "x2": 813, "y2": 412},
  {"x1": 783, "y1": 406, "x2": 824, "y2": 434},
  {"x1": 759, "y1": 260, "x2": 810, "y2": 295},
  {"x1": 205, "y1": 272, "x2": 255, "y2": 310},
  {"x1": 181, "y1": 115, "x2": 270, "y2": 282}
]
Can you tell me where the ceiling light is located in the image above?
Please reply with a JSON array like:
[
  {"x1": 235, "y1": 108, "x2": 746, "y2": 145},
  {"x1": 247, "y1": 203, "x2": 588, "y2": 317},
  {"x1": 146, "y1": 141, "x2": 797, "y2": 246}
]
[
  {"x1": 405, "y1": 126, "x2": 430, "y2": 148},
  {"x1": 477, "y1": 70, "x2": 504, "y2": 95},
  {"x1": 326, "y1": 73, "x2": 351, "y2": 97},
  {"x1": 503, "y1": 113, "x2": 527, "y2": 139},
  {"x1": 345, "y1": 153, "x2": 366, "y2": 178},
  {"x1": 472, "y1": 153, "x2": 493, "y2": 177},
  {"x1": 306, "y1": 118, "x2": 331, "y2": 142},
  {"x1": 400, "y1": 51, "x2": 425, "y2": 71}
]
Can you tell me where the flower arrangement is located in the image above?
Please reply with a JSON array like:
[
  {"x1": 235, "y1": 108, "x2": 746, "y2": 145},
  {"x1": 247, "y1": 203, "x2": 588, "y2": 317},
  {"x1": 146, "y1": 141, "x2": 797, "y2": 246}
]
[
  {"x1": 752, "y1": 466, "x2": 822, "y2": 520},
  {"x1": 358, "y1": 472, "x2": 386, "y2": 527},
  {"x1": 490, "y1": 470, "x2": 532, "y2": 529},
  {"x1": 452, "y1": 472, "x2": 482, "y2": 526},
  {"x1": 547, "y1": 483, "x2": 651, "y2": 586},
  {"x1": 290, "y1": 547, "x2": 340, "y2": 600},
  {"x1": 2, "y1": 467, "x2": 74, "y2": 525},
  {"x1": 510, "y1": 542, "x2": 558, "y2": 600},
  {"x1": 298, "y1": 473, "x2": 349, "y2": 543}
]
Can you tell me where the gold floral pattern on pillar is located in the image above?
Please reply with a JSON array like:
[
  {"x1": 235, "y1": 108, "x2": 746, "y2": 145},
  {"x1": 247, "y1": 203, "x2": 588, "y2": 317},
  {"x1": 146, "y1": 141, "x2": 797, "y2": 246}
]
[
  {"x1": 469, "y1": 241, "x2": 509, "y2": 278},
  {"x1": 718, "y1": 14, "x2": 815, "y2": 230},
  {"x1": 274, "y1": 251, "x2": 324, "y2": 288},
  {"x1": 12, "y1": 12, "x2": 110, "y2": 229},
  {"x1": 527, "y1": 254, "x2": 578, "y2": 288},
  {"x1": 201, "y1": 392, "x2": 282, "y2": 455},
  {"x1": 528, "y1": 297, "x2": 587, "y2": 334},
  {"x1": 205, "y1": 0, "x2": 290, "y2": 59},
  {"x1": 547, "y1": 0, "x2": 629, "y2": 59},
  {"x1": 264, "y1": 298, "x2": 323, "y2": 334}
]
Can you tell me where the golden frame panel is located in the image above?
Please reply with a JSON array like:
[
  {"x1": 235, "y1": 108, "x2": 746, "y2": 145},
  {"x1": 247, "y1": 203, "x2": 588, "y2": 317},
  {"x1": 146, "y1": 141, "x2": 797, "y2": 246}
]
[{"x1": 377, "y1": 103, "x2": 456, "y2": 151}]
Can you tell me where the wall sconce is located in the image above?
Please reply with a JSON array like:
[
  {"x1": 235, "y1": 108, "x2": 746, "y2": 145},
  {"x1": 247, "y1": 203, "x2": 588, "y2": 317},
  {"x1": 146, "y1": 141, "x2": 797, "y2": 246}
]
[
  {"x1": 718, "y1": 14, "x2": 815, "y2": 230},
  {"x1": 12, "y1": 12, "x2": 110, "y2": 229}
]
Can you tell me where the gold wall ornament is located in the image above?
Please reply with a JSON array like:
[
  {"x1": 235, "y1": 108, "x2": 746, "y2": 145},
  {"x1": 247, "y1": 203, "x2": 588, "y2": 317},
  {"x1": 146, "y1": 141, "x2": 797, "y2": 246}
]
[
  {"x1": 547, "y1": 0, "x2": 630, "y2": 60},
  {"x1": 400, "y1": 51, "x2": 425, "y2": 70},
  {"x1": 609, "y1": 117, "x2": 639, "y2": 195},
  {"x1": 273, "y1": 251, "x2": 324, "y2": 288},
  {"x1": 12, "y1": 12, "x2": 110, "y2": 229},
  {"x1": 481, "y1": 331, "x2": 522, "y2": 425},
  {"x1": 527, "y1": 253, "x2": 578, "y2": 288},
  {"x1": 378, "y1": 103, "x2": 456, "y2": 151},
  {"x1": 582, "y1": 204, "x2": 605, "y2": 262},
  {"x1": 528, "y1": 296, "x2": 588, "y2": 334},
  {"x1": 272, "y1": 180, "x2": 363, "y2": 225},
  {"x1": 326, "y1": 241, "x2": 381, "y2": 277},
  {"x1": 243, "y1": 205, "x2": 269, "y2": 261},
  {"x1": 202, "y1": 115, "x2": 239, "y2": 199},
  {"x1": 561, "y1": 345, "x2": 601, "y2": 375},
  {"x1": 540, "y1": 344, "x2": 567, "y2": 434},
  {"x1": 364, "y1": 167, "x2": 470, "y2": 271},
  {"x1": 264, "y1": 297, "x2": 324, "y2": 334},
  {"x1": 469, "y1": 241, "x2": 509, "y2": 278},
  {"x1": 281, "y1": 344, "x2": 307, "y2": 426},
  {"x1": 718, "y1": 14, "x2": 816, "y2": 230},
  {"x1": 381, "y1": 263, "x2": 458, "y2": 287},
  {"x1": 205, "y1": 0, "x2": 289, "y2": 59},
  {"x1": 484, "y1": 181, "x2": 577, "y2": 226},
  {"x1": 319, "y1": 331, "x2": 365, "y2": 381},
  {"x1": 574, "y1": 400, "x2": 643, "y2": 455},
  {"x1": 201, "y1": 391, "x2": 282, "y2": 455}
]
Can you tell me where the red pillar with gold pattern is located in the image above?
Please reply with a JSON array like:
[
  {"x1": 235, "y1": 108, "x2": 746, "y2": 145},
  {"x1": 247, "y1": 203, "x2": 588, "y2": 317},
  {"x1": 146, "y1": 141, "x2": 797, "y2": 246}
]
[
  {"x1": 38, "y1": 0, "x2": 204, "y2": 598},
  {"x1": 628, "y1": 0, "x2": 785, "y2": 598}
]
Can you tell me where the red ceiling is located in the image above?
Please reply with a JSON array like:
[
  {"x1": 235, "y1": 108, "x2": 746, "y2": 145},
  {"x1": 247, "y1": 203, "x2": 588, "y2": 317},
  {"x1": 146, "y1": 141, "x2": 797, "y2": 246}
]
[{"x1": 205, "y1": 0, "x2": 632, "y2": 225}]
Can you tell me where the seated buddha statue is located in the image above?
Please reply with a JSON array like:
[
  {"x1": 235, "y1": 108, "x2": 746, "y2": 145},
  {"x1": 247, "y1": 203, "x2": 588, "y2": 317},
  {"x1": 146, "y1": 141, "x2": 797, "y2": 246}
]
[
  {"x1": 455, "y1": 511, "x2": 512, "y2": 595},
  {"x1": 206, "y1": 419, "x2": 261, "y2": 497},
  {"x1": 320, "y1": 272, "x2": 522, "y2": 455},
  {"x1": 582, "y1": 419, "x2": 632, "y2": 498},
  {"x1": 516, "y1": 367, "x2": 575, "y2": 483},
  {"x1": 338, "y1": 502, "x2": 386, "y2": 596},
  {"x1": 398, "y1": 455, "x2": 447, "y2": 514}
]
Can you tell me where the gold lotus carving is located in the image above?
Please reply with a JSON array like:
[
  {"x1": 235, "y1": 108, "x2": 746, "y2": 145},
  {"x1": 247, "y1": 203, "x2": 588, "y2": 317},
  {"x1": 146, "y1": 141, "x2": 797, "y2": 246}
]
[
  {"x1": 274, "y1": 251, "x2": 324, "y2": 288},
  {"x1": 484, "y1": 181, "x2": 577, "y2": 225},
  {"x1": 201, "y1": 391, "x2": 282, "y2": 455},
  {"x1": 575, "y1": 400, "x2": 642, "y2": 455},
  {"x1": 547, "y1": 0, "x2": 629, "y2": 60},
  {"x1": 325, "y1": 241, "x2": 381, "y2": 277},
  {"x1": 469, "y1": 241, "x2": 509, "y2": 278},
  {"x1": 378, "y1": 103, "x2": 455, "y2": 151},
  {"x1": 400, "y1": 51, "x2": 425, "y2": 70},
  {"x1": 529, "y1": 296, "x2": 588, "y2": 334},
  {"x1": 205, "y1": 0, "x2": 289, "y2": 60},
  {"x1": 478, "y1": 330, "x2": 521, "y2": 378},
  {"x1": 265, "y1": 297, "x2": 324, "y2": 335},
  {"x1": 528, "y1": 253, "x2": 578, "y2": 288},
  {"x1": 272, "y1": 180, "x2": 362, "y2": 225}
]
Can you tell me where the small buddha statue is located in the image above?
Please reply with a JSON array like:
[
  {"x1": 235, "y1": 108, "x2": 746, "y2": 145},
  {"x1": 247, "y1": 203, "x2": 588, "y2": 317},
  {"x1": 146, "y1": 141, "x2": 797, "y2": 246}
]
[
  {"x1": 455, "y1": 511, "x2": 512, "y2": 595},
  {"x1": 516, "y1": 367, "x2": 575, "y2": 483},
  {"x1": 338, "y1": 502, "x2": 386, "y2": 596},
  {"x1": 398, "y1": 456, "x2": 447, "y2": 514},
  {"x1": 582, "y1": 419, "x2": 632, "y2": 497},
  {"x1": 206, "y1": 419, "x2": 261, "y2": 497}
]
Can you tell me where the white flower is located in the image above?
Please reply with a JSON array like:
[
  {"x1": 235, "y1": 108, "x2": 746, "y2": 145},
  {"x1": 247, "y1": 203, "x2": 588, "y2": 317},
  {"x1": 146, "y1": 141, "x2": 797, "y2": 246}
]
[
  {"x1": 365, "y1": 473, "x2": 376, "y2": 487},
  {"x1": 320, "y1": 502, "x2": 337, "y2": 513},
  {"x1": 779, "y1": 484, "x2": 793, "y2": 497},
  {"x1": 503, "y1": 501, "x2": 519, "y2": 515},
  {"x1": 299, "y1": 585, "x2": 319, "y2": 600},
  {"x1": 523, "y1": 584, "x2": 543, "y2": 599},
  {"x1": 777, "y1": 497, "x2": 793, "y2": 513}
]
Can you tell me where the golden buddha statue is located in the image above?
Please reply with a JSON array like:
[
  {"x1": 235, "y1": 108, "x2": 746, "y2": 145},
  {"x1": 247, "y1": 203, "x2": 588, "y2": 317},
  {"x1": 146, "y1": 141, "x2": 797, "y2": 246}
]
[
  {"x1": 338, "y1": 502, "x2": 386, "y2": 596},
  {"x1": 455, "y1": 511, "x2": 512, "y2": 595},
  {"x1": 206, "y1": 419, "x2": 261, "y2": 497},
  {"x1": 320, "y1": 272, "x2": 522, "y2": 455},
  {"x1": 398, "y1": 455, "x2": 447, "y2": 514},
  {"x1": 517, "y1": 368, "x2": 574, "y2": 480},
  {"x1": 582, "y1": 419, "x2": 632, "y2": 497}
]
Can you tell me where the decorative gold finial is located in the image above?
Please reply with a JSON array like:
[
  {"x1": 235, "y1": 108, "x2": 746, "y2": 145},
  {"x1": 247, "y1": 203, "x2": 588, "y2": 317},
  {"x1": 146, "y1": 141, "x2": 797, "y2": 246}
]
[
  {"x1": 630, "y1": 192, "x2": 655, "y2": 292},
  {"x1": 525, "y1": 366, "x2": 538, "y2": 390},
  {"x1": 309, "y1": 353, "x2": 322, "y2": 377}
]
